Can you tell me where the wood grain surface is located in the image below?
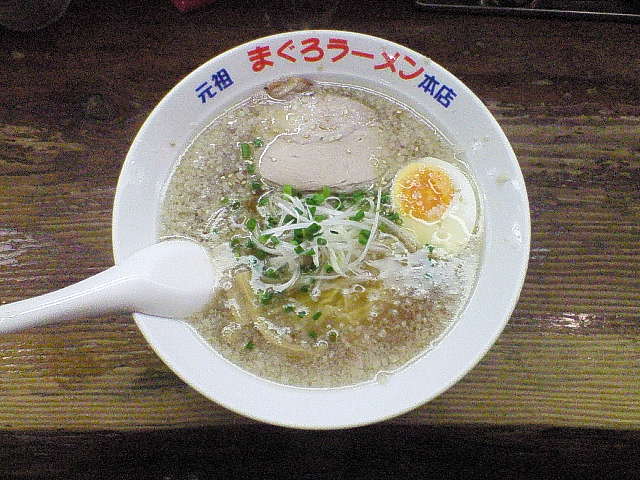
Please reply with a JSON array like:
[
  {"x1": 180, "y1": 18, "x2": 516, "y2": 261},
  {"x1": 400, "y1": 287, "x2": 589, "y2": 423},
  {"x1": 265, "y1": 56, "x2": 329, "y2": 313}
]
[{"x1": 1, "y1": 0, "x2": 639, "y2": 437}]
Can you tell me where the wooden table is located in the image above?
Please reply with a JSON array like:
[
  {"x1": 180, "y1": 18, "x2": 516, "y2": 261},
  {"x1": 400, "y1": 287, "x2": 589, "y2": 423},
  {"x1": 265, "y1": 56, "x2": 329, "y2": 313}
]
[{"x1": 1, "y1": 0, "x2": 639, "y2": 477}]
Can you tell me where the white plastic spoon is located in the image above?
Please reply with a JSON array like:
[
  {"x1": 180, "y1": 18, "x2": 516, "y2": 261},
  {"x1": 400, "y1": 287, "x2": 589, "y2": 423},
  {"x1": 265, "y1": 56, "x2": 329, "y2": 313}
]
[{"x1": 0, "y1": 239, "x2": 216, "y2": 334}]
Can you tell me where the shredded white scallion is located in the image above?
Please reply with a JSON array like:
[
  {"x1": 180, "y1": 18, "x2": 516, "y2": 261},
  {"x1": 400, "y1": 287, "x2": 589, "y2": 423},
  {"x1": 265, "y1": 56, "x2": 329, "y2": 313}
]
[{"x1": 235, "y1": 186, "x2": 404, "y2": 295}]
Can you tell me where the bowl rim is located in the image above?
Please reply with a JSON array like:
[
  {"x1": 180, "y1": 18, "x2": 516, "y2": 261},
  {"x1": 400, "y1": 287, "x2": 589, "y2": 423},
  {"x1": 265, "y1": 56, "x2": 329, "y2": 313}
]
[{"x1": 112, "y1": 29, "x2": 530, "y2": 429}]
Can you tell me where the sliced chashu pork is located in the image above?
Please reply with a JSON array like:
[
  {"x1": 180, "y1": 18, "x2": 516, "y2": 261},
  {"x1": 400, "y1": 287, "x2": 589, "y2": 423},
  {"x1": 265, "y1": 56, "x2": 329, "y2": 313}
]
[{"x1": 258, "y1": 89, "x2": 380, "y2": 192}]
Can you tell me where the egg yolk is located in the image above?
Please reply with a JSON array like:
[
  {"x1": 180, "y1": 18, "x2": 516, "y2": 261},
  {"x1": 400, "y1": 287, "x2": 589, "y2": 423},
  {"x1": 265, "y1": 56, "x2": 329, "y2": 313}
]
[{"x1": 396, "y1": 167, "x2": 454, "y2": 222}]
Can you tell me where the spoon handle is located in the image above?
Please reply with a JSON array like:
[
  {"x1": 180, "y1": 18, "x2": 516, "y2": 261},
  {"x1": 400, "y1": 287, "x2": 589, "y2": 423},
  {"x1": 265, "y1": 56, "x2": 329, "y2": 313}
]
[
  {"x1": 0, "y1": 266, "x2": 141, "y2": 333},
  {"x1": 0, "y1": 239, "x2": 216, "y2": 333}
]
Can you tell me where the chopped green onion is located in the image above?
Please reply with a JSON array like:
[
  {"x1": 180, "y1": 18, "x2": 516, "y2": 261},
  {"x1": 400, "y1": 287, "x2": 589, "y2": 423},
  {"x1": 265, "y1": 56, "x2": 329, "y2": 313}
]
[
  {"x1": 313, "y1": 214, "x2": 328, "y2": 222},
  {"x1": 306, "y1": 193, "x2": 325, "y2": 206},
  {"x1": 283, "y1": 184, "x2": 295, "y2": 196},
  {"x1": 308, "y1": 330, "x2": 318, "y2": 340},
  {"x1": 294, "y1": 245, "x2": 304, "y2": 254},
  {"x1": 264, "y1": 268, "x2": 279, "y2": 279},
  {"x1": 244, "y1": 340, "x2": 255, "y2": 350},
  {"x1": 257, "y1": 196, "x2": 269, "y2": 207},
  {"x1": 245, "y1": 218, "x2": 257, "y2": 231},
  {"x1": 301, "y1": 248, "x2": 315, "y2": 256},
  {"x1": 297, "y1": 311, "x2": 308, "y2": 318},
  {"x1": 270, "y1": 236, "x2": 280, "y2": 246},
  {"x1": 358, "y1": 229, "x2": 371, "y2": 245},
  {"x1": 316, "y1": 237, "x2": 327, "y2": 246},
  {"x1": 349, "y1": 210, "x2": 365, "y2": 221},
  {"x1": 321, "y1": 186, "x2": 331, "y2": 198},
  {"x1": 381, "y1": 193, "x2": 391, "y2": 204},
  {"x1": 300, "y1": 285, "x2": 310, "y2": 293},
  {"x1": 325, "y1": 264, "x2": 334, "y2": 273},
  {"x1": 258, "y1": 290, "x2": 274, "y2": 304},
  {"x1": 385, "y1": 211, "x2": 402, "y2": 224},
  {"x1": 251, "y1": 181, "x2": 262, "y2": 192},
  {"x1": 246, "y1": 162, "x2": 256, "y2": 174},
  {"x1": 230, "y1": 237, "x2": 241, "y2": 247},
  {"x1": 220, "y1": 197, "x2": 229, "y2": 205},
  {"x1": 283, "y1": 304, "x2": 295, "y2": 313},
  {"x1": 351, "y1": 190, "x2": 365, "y2": 203},
  {"x1": 304, "y1": 223, "x2": 321, "y2": 239},
  {"x1": 246, "y1": 239, "x2": 256, "y2": 249},
  {"x1": 253, "y1": 137, "x2": 264, "y2": 148},
  {"x1": 311, "y1": 311, "x2": 322, "y2": 321},
  {"x1": 258, "y1": 233, "x2": 272, "y2": 243},
  {"x1": 240, "y1": 143, "x2": 252, "y2": 159}
]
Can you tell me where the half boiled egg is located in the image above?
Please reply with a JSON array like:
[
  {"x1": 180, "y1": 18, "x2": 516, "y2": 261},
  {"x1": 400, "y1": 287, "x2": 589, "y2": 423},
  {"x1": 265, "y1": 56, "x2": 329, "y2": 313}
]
[{"x1": 391, "y1": 157, "x2": 478, "y2": 254}]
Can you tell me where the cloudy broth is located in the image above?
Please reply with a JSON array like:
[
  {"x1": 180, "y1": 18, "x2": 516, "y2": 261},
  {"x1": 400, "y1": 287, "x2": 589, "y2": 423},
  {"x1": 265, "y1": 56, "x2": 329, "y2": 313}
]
[{"x1": 159, "y1": 80, "x2": 482, "y2": 387}]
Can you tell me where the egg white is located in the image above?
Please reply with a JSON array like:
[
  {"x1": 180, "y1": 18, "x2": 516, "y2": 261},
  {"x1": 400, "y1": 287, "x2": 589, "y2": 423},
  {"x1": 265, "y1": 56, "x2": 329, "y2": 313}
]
[{"x1": 391, "y1": 157, "x2": 478, "y2": 254}]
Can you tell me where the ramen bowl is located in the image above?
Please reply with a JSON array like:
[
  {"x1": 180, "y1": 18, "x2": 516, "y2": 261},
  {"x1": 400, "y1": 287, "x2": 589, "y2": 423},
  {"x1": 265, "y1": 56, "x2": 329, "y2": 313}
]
[{"x1": 113, "y1": 30, "x2": 530, "y2": 429}]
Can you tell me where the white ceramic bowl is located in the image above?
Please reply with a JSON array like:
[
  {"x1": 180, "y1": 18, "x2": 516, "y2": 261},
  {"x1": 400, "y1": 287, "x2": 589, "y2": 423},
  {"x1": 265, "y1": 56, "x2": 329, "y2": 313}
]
[{"x1": 113, "y1": 30, "x2": 530, "y2": 429}]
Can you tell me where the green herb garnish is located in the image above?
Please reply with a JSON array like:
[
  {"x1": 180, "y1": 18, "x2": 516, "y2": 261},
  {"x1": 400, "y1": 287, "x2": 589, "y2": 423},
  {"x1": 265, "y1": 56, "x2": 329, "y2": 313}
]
[
  {"x1": 349, "y1": 210, "x2": 365, "y2": 221},
  {"x1": 245, "y1": 218, "x2": 257, "y2": 231},
  {"x1": 304, "y1": 223, "x2": 321, "y2": 239},
  {"x1": 311, "y1": 311, "x2": 322, "y2": 321},
  {"x1": 308, "y1": 330, "x2": 318, "y2": 340},
  {"x1": 316, "y1": 237, "x2": 327, "y2": 246},
  {"x1": 283, "y1": 184, "x2": 295, "y2": 196},
  {"x1": 305, "y1": 194, "x2": 325, "y2": 206},
  {"x1": 283, "y1": 304, "x2": 295, "y2": 313},
  {"x1": 253, "y1": 137, "x2": 264, "y2": 148},
  {"x1": 244, "y1": 340, "x2": 255, "y2": 350},
  {"x1": 258, "y1": 290, "x2": 274, "y2": 304},
  {"x1": 240, "y1": 143, "x2": 252, "y2": 160},
  {"x1": 264, "y1": 268, "x2": 279, "y2": 279},
  {"x1": 385, "y1": 211, "x2": 402, "y2": 224},
  {"x1": 358, "y1": 229, "x2": 371, "y2": 245}
]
